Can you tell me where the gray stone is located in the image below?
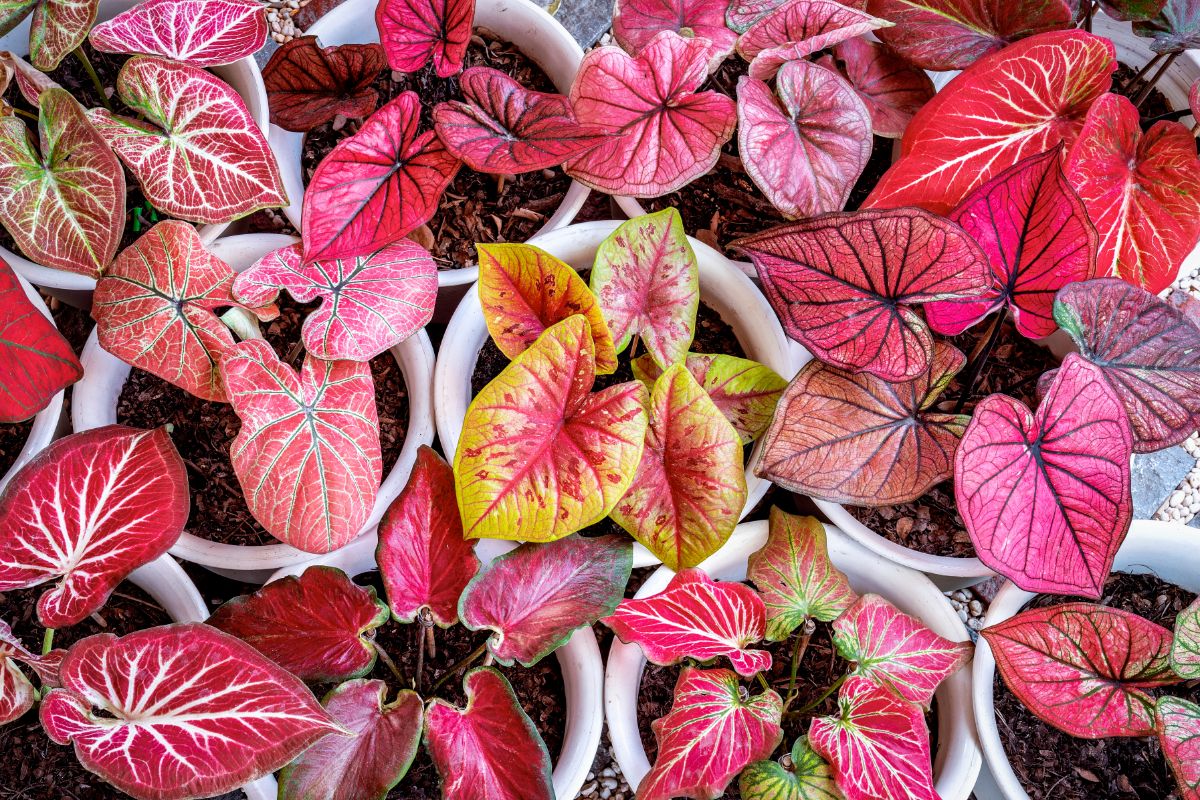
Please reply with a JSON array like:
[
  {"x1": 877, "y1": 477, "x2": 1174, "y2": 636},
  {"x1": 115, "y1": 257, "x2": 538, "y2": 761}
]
[
  {"x1": 1132, "y1": 447, "x2": 1196, "y2": 520},
  {"x1": 532, "y1": 0, "x2": 613, "y2": 48}
]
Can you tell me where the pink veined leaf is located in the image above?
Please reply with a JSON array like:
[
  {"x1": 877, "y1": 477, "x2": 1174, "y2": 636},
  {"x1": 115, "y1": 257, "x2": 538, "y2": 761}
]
[
  {"x1": 40, "y1": 625, "x2": 343, "y2": 800},
  {"x1": 603, "y1": 568, "x2": 771, "y2": 676},
  {"x1": 0, "y1": 619, "x2": 62, "y2": 724},
  {"x1": 1134, "y1": 0, "x2": 1200, "y2": 53},
  {"x1": 639, "y1": 666, "x2": 783, "y2": 800},
  {"x1": 734, "y1": 207, "x2": 990, "y2": 381},
  {"x1": 737, "y1": 62, "x2": 872, "y2": 219},
  {"x1": 88, "y1": 0, "x2": 267, "y2": 67},
  {"x1": 207, "y1": 566, "x2": 390, "y2": 682},
  {"x1": 88, "y1": 56, "x2": 287, "y2": 225},
  {"x1": 727, "y1": 0, "x2": 788, "y2": 31},
  {"x1": 279, "y1": 679, "x2": 423, "y2": 800},
  {"x1": 982, "y1": 602, "x2": 1178, "y2": 737},
  {"x1": 424, "y1": 667, "x2": 554, "y2": 800},
  {"x1": 0, "y1": 426, "x2": 188, "y2": 628},
  {"x1": 1157, "y1": 695, "x2": 1200, "y2": 798},
  {"x1": 1171, "y1": 596, "x2": 1200, "y2": 679},
  {"x1": 375, "y1": 0, "x2": 473, "y2": 78},
  {"x1": 0, "y1": 50, "x2": 61, "y2": 105},
  {"x1": 612, "y1": 0, "x2": 739, "y2": 71},
  {"x1": 565, "y1": 31, "x2": 737, "y2": 197},
  {"x1": 376, "y1": 445, "x2": 479, "y2": 627},
  {"x1": 459, "y1": 535, "x2": 633, "y2": 666},
  {"x1": 736, "y1": 0, "x2": 891, "y2": 80},
  {"x1": 262, "y1": 36, "x2": 387, "y2": 133},
  {"x1": 956, "y1": 355, "x2": 1134, "y2": 598},
  {"x1": 0, "y1": 0, "x2": 97, "y2": 70},
  {"x1": 220, "y1": 339, "x2": 382, "y2": 554},
  {"x1": 432, "y1": 66, "x2": 608, "y2": 174},
  {"x1": 821, "y1": 37, "x2": 936, "y2": 140},
  {"x1": 301, "y1": 91, "x2": 460, "y2": 263}
]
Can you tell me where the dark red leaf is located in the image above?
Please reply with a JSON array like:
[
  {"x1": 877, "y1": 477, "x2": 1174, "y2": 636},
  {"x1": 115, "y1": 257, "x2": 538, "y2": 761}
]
[
  {"x1": 263, "y1": 36, "x2": 387, "y2": 133},
  {"x1": 1134, "y1": 0, "x2": 1200, "y2": 52},
  {"x1": 821, "y1": 37, "x2": 935, "y2": 139},
  {"x1": 376, "y1": 0, "x2": 473, "y2": 78},
  {"x1": 1099, "y1": 0, "x2": 1167, "y2": 20}
]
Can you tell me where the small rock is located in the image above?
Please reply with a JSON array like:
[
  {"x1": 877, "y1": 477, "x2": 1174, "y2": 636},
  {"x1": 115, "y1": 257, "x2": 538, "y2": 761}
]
[
  {"x1": 952, "y1": 589, "x2": 970, "y2": 602},
  {"x1": 581, "y1": 781, "x2": 597, "y2": 796},
  {"x1": 969, "y1": 599, "x2": 983, "y2": 616},
  {"x1": 602, "y1": 778, "x2": 619, "y2": 790},
  {"x1": 957, "y1": 608, "x2": 969, "y2": 623},
  {"x1": 968, "y1": 617, "x2": 984, "y2": 631},
  {"x1": 601, "y1": 768, "x2": 615, "y2": 778}
]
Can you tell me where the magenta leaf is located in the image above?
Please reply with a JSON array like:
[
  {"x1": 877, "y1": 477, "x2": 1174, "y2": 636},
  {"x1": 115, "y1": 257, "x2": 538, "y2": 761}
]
[
  {"x1": 736, "y1": 0, "x2": 891, "y2": 80},
  {"x1": 820, "y1": 38, "x2": 934, "y2": 140},
  {"x1": 613, "y1": 0, "x2": 738, "y2": 70},
  {"x1": 263, "y1": 36, "x2": 388, "y2": 133},
  {"x1": 1172, "y1": 596, "x2": 1200, "y2": 679},
  {"x1": 1135, "y1": 0, "x2": 1200, "y2": 53},
  {"x1": 0, "y1": 619, "x2": 61, "y2": 724},
  {"x1": 88, "y1": 0, "x2": 267, "y2": 67},
  {"x1": 0, "y1": 0, "x2": 97, "y2": 71},
  {"x1": 376, "y1": 0, "x2": 472, "y2": 78},
  {"x1": 1157, "y1": 695, "x2": 1200, "y2": 798}
]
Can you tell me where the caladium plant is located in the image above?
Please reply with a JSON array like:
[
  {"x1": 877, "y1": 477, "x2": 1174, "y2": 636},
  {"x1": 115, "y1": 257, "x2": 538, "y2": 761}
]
[
  {"x1": 0, "y1": 0, "x2": 97, "y2": 70},
  {"x1": 734, "y1": 0, "x2": 891, "y2": 80},
  {"x1": 817, "y1": 37, "x2": 936, "y2": 139},
  {"x1": 0, "y1": 620, "x2": 62, "y2": 725},
  {"x1": 375, "y1": 0, "x2": 473, "y2": 78},
  {"x1": 87, "y1": 0, "x2": 267, "y2": 66},
  {"x1": 613, "y1": 0, "x2": 739, "y2": 71},
  {"x1": 263, "y1": 36, "x2": 388, "y2": 133}
]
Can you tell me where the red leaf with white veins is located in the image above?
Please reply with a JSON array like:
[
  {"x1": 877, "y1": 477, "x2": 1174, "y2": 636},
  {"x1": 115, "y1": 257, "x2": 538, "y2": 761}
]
[
  {"x1": 1157, "y1": 696, "x2": 1200, "y2": 799},
  {"x1": 0, "y1": 0, "x2": 98, "y2": 71},
  {"x1": 737, "y1": 0, "x2": 891, "y2": 80},
  {"x1": 0, "y1": 426, "x2": 187, "y2": 628},
  {"x1": 822, "y1": 37, "x2": 935, "y2": 139},
  {"x1": 88, "y1": 0, "x2": 267, "y2": 67},
  {"x1": 613, "y1": 0, "x2": 738, "y2": 71},
  {"x1": 263, "y1": 37, "x2": 387, "y2": 133},
  {"x1": 0, "y1": 619, "x2": 62, "y2": 724},
  {"x1": 376, "y1": 0, "x2": 472, "y2": 78},
  {"x1": 221, "y1": 339, "x2": 381, "y2": 554},
  {"x1": 603, "y1": 568, "x2": 771, "y2": 676},
  {"x1": 40, "y1": 625, "x2": 342, "y2": 800}
]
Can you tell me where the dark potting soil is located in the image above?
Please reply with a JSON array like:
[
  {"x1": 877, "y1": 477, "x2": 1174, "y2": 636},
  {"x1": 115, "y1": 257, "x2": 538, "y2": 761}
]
[
  {"x1": 1115, "y1": 62, "x2": 1174, "y2": 122},
  {"x1": 995, "y1": 571, "x2": 1200, "y2": 800},
  {"x1": 0, "y1": 418, "x2": 35, "y2": 480},
  {"x1": 299, "y1": 30, "x2": 573, "y2": 271}
]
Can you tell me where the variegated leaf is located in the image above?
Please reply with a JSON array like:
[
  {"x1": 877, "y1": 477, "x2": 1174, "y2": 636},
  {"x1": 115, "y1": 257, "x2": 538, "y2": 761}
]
[
  {"x1": 89, "y1": 0, "x2": 266, "y2": 66},
  {"x1": 1172, "y1": 596, "x2": 1200, "y2": 680},
  {"x1": 0, "y1": 0, "x2": 97, "y2": 70},
  {"x1": 1158, "y1": 695, "x2": 1200, "y2": 799},
  {"x1": 740, "y1": 736, "x2": 844, "y2": 800},
  {"x1": 0, "y1": 619, "x2": 61, "y2": 724}
]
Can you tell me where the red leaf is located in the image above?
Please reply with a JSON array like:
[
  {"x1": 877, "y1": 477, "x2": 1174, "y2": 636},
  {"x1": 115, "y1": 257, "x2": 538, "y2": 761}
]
[
  {"x1": 40, "y1": 625, "x2": 341, "y2": 800},
  {"x1": 2, "y1": 0, "x2": 98, "y2": 71},
  {"x1": 983, "y1": 603, "x2": 1178, "y2": 737},
  {"x1": 0, "y1": 426, "x2": 187, "y2": 628},
  {"x1": 736, "y1": 0, "x2": 890, "y2": 80},
  {"x1": 301, "y1": 92, "x2": 460, "y2": 263},
  {"x1": 263, "y1": 36, "x2": 387, "y2": 132},
  {"x1": 424, "y1": 668, "x2": 554, "y2": 800},
  {"x1": 956, "y1": 355, "x2": 1133, "y2": 598},
  {"x1": 735, "y1": 207, "x2": 990, "y2": 381},
  {"x1": 1157, "y1": 695, "x2": 1200, "y2": 798},
  {"x1": 566, "y1": 31, "x2": 736, "y2": 197},
  {"x1": 376, "y1": 0, "x2": 473, "y2": 78},
  {"x1": 613, "y1": 0, "x2": 738, "y2": 70},
  {"x1": 865, "y1": 30, "x2": 1115, "y2": 215},
  {"x1": 376, "y1": 445, "x2": 478, "y2": 627},
  {"x1": 1134, "y1": 0, "x2": 1200, "y2": 53},
  {"x1": 1100, "y1": 0, "x2": 1167, "y2": 20},
  {"x1": 0, "y1": 258, "x2": 80, "y2": 422},
  {"x1": 88, "y1": 0, "x2": 267, "y2": 67},
  {"x1": 822, "y1": 37, "x2": 935, "y2": 139},
  {"x1": 0, "y1": 619, "x2": 61, "y2": 724},
  {"x1": 603, "y1": 568, "x2": 771, "y2": 676}
]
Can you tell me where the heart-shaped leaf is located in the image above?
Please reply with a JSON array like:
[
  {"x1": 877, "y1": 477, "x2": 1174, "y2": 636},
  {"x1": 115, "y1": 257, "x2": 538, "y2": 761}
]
[
  {"x1": 611, "y1": 364, "x2": 746, "y2": 570},
  {"x1": 459, "y1": 534, "x2": 633, "y2": 666},
  {"x1": 1135, "y1": 0, "x2": 1200, "y2": 52},
  {"x1": 639, "y1": 666, "x2": 784, "y2": 800},
  {"x1": 726, "y1": 0, "x2": 788, "y2": 31},
  {"x1": 589, "y1": 208, "x2": 699, "y2": 369},
  {"x1": 88, "y1": 0, "x2": 266, "y2": 66},
  {"x1": 0, "y1": 426, "x2": 187, "y2": 628},
  {"x1": 476, "y1": 242, "x2": 617, "y2": 373},
  {"x1": 819, "y1": 38, "x2": 934, "y2": 140},
  {"x1": 956, "y1": 355, "x2": 1133, "y2": 597},
  {"x1": 565, "y1": 31, "x2": 736, "y2": 196},
  {"x1": 737, "y1": 62, "x2": 872, "y2": 219},
  {"x1": 88, "y1": 56, "x2": 287, "y2": 225},
  {"x1": 376, "y1": 0, "x2": 472, "y2": 78},
  {"x1": 1100, "y1": 0, "x2": 1167, "y2": 20},
  {"x1": 0, "y1": 87, "x2": 123, "y2": 278},
  {"x1": 301, "y1": 91, "x2": 460, "y2": 263},
  {"x1": 0, "y1": 0, "x2": 97, "y2": 70},
  {"x1": 0, "y1": 49, "x2": 59, "y2": 105},
  {"x1": 613, "y1": 0, "x2": 738, "y2": 70},
  {"x1": 377, "y1": 445, "x2": 479, "y2": 627},
  {"x1": 432, "y1": 66, "x2": 608, "y2": 174},
  {"x1": 0, "y1": 619, "x2": 61, "y2": 724},
  {"x1": 221, "y1": 339, "x2": 381, "y2": 554},
  {"x1": 1157, "y1": 695, "x2": 1200, "y2": 798},
  {"x1": 737, "y1": 0, "x2": 891, "y2": 80},
  {"x1": 424, "y1": 668, "x2": 553, "y2": 800},
  {"x1": 40, "y1": 625, "x2": 342, "y2": 800},
  {"x1": 982, "y1": 602, "x2": 1178, "y2": 737},
  {"x1": 604, "y1": 568, "x2": 771, "y2": 676},
  {"x1": 748, "y1": 509, "x2": 857, "y2": 640},
  {"x1": 279, "y1": 679, "x2": 422, "y2": 800},
  {"x1": 454, "y1": 315, "x2": 648, "y2": 542},
  {"x1": 207, "y1": 566, "x2": 390, "y2": 682},
  {"x1": 865, "y1": 30, "x2": 1115, "y2": 215},
  {"x1": 263, "y1": 36, "x2": 387, "y2": 132},
  {"x1": 1172, "y1": 596, "x2": 1200, "y2": 679},
  {"x1": 740, "y1": 736, "x2": 843, "y2": 800}
]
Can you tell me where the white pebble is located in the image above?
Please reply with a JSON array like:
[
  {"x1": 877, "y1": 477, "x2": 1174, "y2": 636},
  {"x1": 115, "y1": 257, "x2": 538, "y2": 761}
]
[
  {"x1": 968, "y1": 617, "x2": 984, "y2": 631},
  {"x1": 602, "y1": 768, "x2": 616, "y2": 778},
  {"x1": 950, "y1": 599, "x2": 964, "y2": 610},
  {"x1": 581, "y1": 781, "x2": 597, "y2": 796},
  {"x1": 969, "y1": 600, "x2": 983, "y2": 616},
  {"x1": 952, "y1": 590, "x2": 970, "y2": 602},
  {"x1": 602, "y1": 778, "x2": 619, "y2": 790},
  {"x1": 957, "y1": 608, "x2": 969, "y2": 623},
  {"x1": 587, "y1": 772, "x2": 595, "y2": 781}
]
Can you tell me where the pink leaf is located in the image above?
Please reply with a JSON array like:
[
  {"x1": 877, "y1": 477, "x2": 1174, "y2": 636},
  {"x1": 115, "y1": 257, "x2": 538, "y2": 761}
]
[
  {"x1": 1158, "y1": 695, "x2": 1200, "y2": 798},
  {"x1": 0, "y1": 426, "x2": 187, "y2": 628},
  {"x1": 40, "y1": 625, "x2": 342, "y2": 800},
  {"x1": 88, "y1": 0, "x2": 267, "y2": 67},
  {"x1": 0, "y1": 619, "x2": 61, "y2": 724},
  {"x1": 613, "y1": 0, "x2": 738, "y2": 71},
  {"x1": 726, "y1": 0, "x2": 789, "y2": 32},
  {"x1": 375, "y1": 0, "x2": 473, "y2": 78},
  {"x1": 0, "y1": 0, "x2": 98, "y2": 71},
  {"x1": 821, "y1": 37, "x2": 935, "y2": 139},
  {"x1": 736, "y1": 0, "x2": 890, "y2": 80},
  {"x1": 263, "y1": 37, "x2": 388, "y2": 133}
]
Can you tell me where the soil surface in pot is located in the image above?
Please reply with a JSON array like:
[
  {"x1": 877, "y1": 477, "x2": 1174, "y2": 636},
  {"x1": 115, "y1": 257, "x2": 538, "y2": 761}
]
[
  {"x1": 995, "y1": 571, "x2": 1200, "y2": 800},
  {"x1": 0, "y1": 417, "x2": 35, "y2": 480},
  {"x1": 300, "y1": 30, "x2": 573, "y2": 270}
]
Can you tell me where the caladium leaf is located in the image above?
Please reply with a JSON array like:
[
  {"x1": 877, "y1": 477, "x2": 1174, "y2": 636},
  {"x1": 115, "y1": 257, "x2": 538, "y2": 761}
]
[
  {"x1": 740, "y1": 736, "x2": 843, "y2": 800},
  {"x1": 820, "y1": 38, "x2": 934, "y2": 140},
  {"x1": 865, "y1": 30, "x2": 1115, "y2": 215},
  {"x1": 377, "y1": 445, "x2": 479, "y2": 627},
  {"x1": 1171, "y1": 596, "x2": 1200, "y2": 679},
  {"x1": 565, "y1": 31, "x2": 737, "y2": 196},
  {"x1": 454, "y1": 315, "x2": 648, "y2": 542},
  {"x1": 424, "y1": 668, "x2": 554, "y2": 800},
  {"x1": 1157, "y1": 695, "x2": 1200, "y2": 798},
  {"x1": 727, "y1": 0, "x2": 788, "y2": 32},
  {"x1": 610, "y1": 364, "x2": 746, "y2": 570},
  {"x1": 40, "y1": 625, "x2": 342, "y2": 800},
  {"x1": 263, "y1": 36, "x2": 387, "y2": 132},
  {"x1": 1135, "y1": 0, "x2": 1200, "y2": 52},
  {"x1": 88, "y1": 0, "x2": 267, "y2": 66},
  {"x1": 956, "y1": 355, "x2": 1133, "y2": 598},
  {"x1": 639, "y1": 667, "x2": 784, "y2": 800},
  {"x1": 221, "y1": 339, "x2": 381, "y2": 554},
  {"x1": 476, "y1": 242, "x2": 618, "y2": 373},
  {"x1": 432, "y1": 66, "x2": 607, "y2": 174},
  {"x1": 0, "y1": 49, "x2": 60, "y2": 105},
  {"x1": 0, "y1": 87, "x2": 123, "y2": 278},
  {"x1": 982, "y1": 602, "x2": 1178, "y2": 737},
  {"x1": 613, "y1": 0, "x2": 739, "y2": 70},
  {"x1": 88, "y1": 56, "x2": 287, "y2": 225},
  {"x1": 737, "y1": 62, "x2": 872, "y2": 219},
  {"x1": 301, "y1": 91, "x2": 460, "y2": 263},
  {"x1": 459, "y1": 535, "x2": 632, "y2": 666},
  {"x1": 736, "y1": 208, "x2": 989, "y2": 381},
  {"x1": 1100, "y1": 0, "x2": 1167, "y2": 20},
  {"x1": 0, "y1": 619, "x2": 61, "y2": 724},
  {"x1": 589, "y1": 208, "x2": 699, "y2": 369},
  {"x1": 748, "y1": 508, "x2": 857, "y2": 640},
  {"x1": 0, "y1": 426, "x2": 187, "y2": 628},
  {"x1": 375, "y1": 0, "x2": 472, "y2": 78},
  {"x1": 279, "y1": 679, "x2": 422, "y2": 800},
  {"x1": 736, "y1": 0, "x2": 891, "y2": 80},
  {"x1": 207, "y1": 566, "x2": 390, "y2": 682},
  {"x1": 603, "y1": 568, "x2": 771, "y2": 676},
  {"x1": 0, "y1": 0, "x2": 97, "y2": 71}
]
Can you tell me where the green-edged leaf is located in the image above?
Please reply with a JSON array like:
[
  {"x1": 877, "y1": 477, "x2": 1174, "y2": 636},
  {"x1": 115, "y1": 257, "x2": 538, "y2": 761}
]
[
  {"x1": 1157, "y1": 695, "x2": 1200, "y2": 799},
  {"x1": 1172, "y1": 596, "x2": 1200, "y2": 680},
  {"x1": 740, "y1": 736, "x2": 844, "y2": 800},
  {"x1": 0, "y1": 0, "x2": 99, "y2": 71}
]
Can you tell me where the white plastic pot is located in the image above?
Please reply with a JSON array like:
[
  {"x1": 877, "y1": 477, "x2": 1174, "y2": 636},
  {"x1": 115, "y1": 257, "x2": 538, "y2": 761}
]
[
  {"x1": 268, "y1": 534, "x2": 604, "y2": 800},
  {"x1": 971, "y1": 520, "x2": 1200, "y2": 800},
  {"x1": 432, "y1": 220, "x2": 809, "y2": 569},
  {"x1": 70, "y1": 233, "x2": 436, "y2": 582},
  {"x1": 605, "y1": 519, "x2": 981, "y2": 800}
]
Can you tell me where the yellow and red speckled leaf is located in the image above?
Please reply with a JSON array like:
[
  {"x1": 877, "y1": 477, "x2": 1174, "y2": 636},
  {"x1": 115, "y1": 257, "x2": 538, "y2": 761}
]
[
  {"x1": 1171, "y1": 596, "x2": 1200, "y2": 679},
  {"x1": 0, "y1": 0, "x2": 97, "y2": 70},
  {"x1": 737, "y1": 0, "x2": 890, "y2": 80},
  {"x1": 740, "y1": 736, "x2": 843, "y2": 800},
  {"x1": 613, "y1": 0, "x2": 738, "y2": 71},
  {"x1": 88, "y1": 0, "x2": 266, "y2": 67},
  {"x1": 376, "y1": 0, "x2": 472, "y2": 78},
  {"x1": 0, "y1": 619, "x2": 62, "y2": 724},
  {"x1": 263, "y1": 36, "x2": 387, "y2": 133},
  {"x1": 818, "y1": 37, "x2": 934, "y2": 140},
  {"x1": 1157, "y1": 695, "x2": 1200, "y2": 799}
]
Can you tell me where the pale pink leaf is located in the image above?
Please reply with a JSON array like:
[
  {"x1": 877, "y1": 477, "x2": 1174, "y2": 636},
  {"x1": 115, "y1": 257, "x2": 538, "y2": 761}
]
[
  {"x1": 737, "y1": 0, "x2": 890, "y2": 80},
  {"x1": 726, "y1": 0, "x2": 788, "y2": 32},
  {"x1": 613, "y1": 0, "x2": 738, "y2": 71},
  {"x1": 88, "y1": 0, "x2": 267, "y2": 67}
]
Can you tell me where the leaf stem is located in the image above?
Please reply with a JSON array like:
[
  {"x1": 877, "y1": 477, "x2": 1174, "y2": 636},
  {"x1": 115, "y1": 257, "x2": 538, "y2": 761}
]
[
  {"x1": 1134, "y1": 52, "x2": 1180, "y2": 109},
  {"x1": 1083, "y1": 0, "x2": 1095, "y2": 32},
  {"x1": 792, "y1": 672, "x2": 848, "y2": 716},
  {"x1": 756, "y1": 672, "x2": 772, "y2": 694},
  {"x1": 11, "y1": 107, "x2": 37, "y2": 123},
  {"x1": 42, "y1": 628, "x2": 54, "y2": 656},
  {"x1": 427, "y1": 642, "x2": 489, "y2": 696},
  {"x1": 373, "y1": 641, "x2": 406, "y2": 686},
  {"x1": 1120, "y1": 51, "x2": 1165, "y2": 94},
  {"x1": 953, "y1": 312, "x2": 1005, "y2": 415},
  {"x1": 783, "y1": 618, "x2": 817, "y2": 711},
  {"x1": 415, "y1": 624, "x2": 426, "y2": 693},
  {"x1": 73, "y1": 48, "x2": 113, "y2": 112},
  {"x1": 629, "y1": 334, "x2": 640, "y2": 360}
]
